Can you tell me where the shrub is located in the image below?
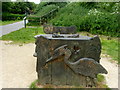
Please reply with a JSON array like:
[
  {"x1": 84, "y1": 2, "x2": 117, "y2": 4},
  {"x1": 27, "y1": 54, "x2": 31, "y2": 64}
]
[
  {"x1": 35, "y1": 5, "x2": 58, "y2": 16},
  {"x1": 50, "y1": 2, "x2": 119, "y2": 37},
  {"x1": 80, "y1": 9, "x2": 119, "y2": 37},
  {"x1": 27, "y1": 5, "x2": 59, "y2": 26},
  {"x1": 2, "y1": 12, "x2": 25, "y2": 21},
  {"x1": 27, "y1": 16, "x2": 40, "y2": 26}
]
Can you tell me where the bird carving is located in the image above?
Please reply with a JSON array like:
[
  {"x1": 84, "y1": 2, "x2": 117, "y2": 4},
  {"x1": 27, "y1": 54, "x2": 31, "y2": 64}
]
[{"x1": 46, "y1": 45, "x2": 108, "y2": 78}]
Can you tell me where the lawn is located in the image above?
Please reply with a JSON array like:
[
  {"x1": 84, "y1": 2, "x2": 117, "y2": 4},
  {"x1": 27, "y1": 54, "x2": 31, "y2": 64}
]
[
  {"x1": 1, "y1": 27, "x2": 44, "y2": 43},
  {"x1": 0, "y1": 20, "x2": 22, "y2": 26}
]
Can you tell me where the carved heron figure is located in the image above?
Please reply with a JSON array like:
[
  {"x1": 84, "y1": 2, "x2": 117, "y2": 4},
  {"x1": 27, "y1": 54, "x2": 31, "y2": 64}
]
[{"x1": 46, "y1": 45, "x2": 108, "y2": 78}]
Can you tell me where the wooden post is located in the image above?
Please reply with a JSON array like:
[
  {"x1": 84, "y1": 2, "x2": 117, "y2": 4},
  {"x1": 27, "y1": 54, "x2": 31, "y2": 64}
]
[
  {"x1": 23, "y1": 16, "x2": 26, "y2": 28},
  {"x1": 34, "y1": 34, "x2": 107, "y2": 87}
]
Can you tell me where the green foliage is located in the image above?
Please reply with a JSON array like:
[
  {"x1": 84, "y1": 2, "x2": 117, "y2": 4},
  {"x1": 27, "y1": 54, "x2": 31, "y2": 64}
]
[
  {"x1": 1, "y1": 27, "x2": 44, "y2": 43},
  {"x1": 2, "y1": 2, "x2": 13, "y2": 12},
  {"x1": 46, "y1": 2, "x2": 68, "y2": 8},
  {"x1": 50, "y1": 3, "x2": 89, "y2": 27},
  {"x1": 27, "y1": 16, "x2": 40, "y2": 26},
  {"x1": 34, "y1": 2, "x2": 49, "y2": 13},
  {"x1": 27, "y1": 4, "x2": 59, "y2": 26},
  {"x1": 2, "y1": 12, "x2": 25, "y2": 21},
  {"x1": 35, "y1": 5, "x2": 58, "y2": 16},
  {"x1": 50, "y1": 2, "x2": 119, "y2": 37},
  {"x1": 96, "y1": 74, "x2": 110, "y2": 89},
  {"x1": 97, "y1": 2, "x2": 119, "y2": 13},
  {"x1": 2, "y1": 2, "x2": 36, "y2": 15},
  {"x1": 97, "y1": 74, "x2": 105, "y2": 82},
  {"x1": 29, "y1": 80, "x2": 38, "y2": 88},
  {"x1": 81, "y1": 9, "x2": 118, "y2": 37},
  {"x1": 78, "y1": 2, "x2": 97, "y2": 8},
  {"x1": 27, "y1": 2, "x2": 68, "y2": 26},
  {"x1": 34, "y1": 2, "x2": 67, "y2": 13}
]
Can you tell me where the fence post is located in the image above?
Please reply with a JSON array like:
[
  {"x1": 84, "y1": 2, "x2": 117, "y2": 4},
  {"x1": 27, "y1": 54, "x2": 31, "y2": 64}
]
[{"x1": 23, "y1": 16, "x2": 26, "y2": 28}]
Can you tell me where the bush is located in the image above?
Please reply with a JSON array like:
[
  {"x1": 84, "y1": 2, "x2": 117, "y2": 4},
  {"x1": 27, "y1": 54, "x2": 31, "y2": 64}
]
[
  {"x1": 35, "y1": 5, "x2": 58, "y2": 16},
  {"x1": 79, "y1": 9, "x2": 119, "y2": 37},
  {"x1": 50, "y1": 3, "x2": 89, "y2": 29},
  {"x1": 27, "y1": 16, "x2": 40, "y2": 26},
  {"x1": 50, "y1": 2, "x2": 119, "y2": 37},
  {"x1": 34, "y1": 2, "x2": 67, "y2": 13},
  {"x1": 34, "y1": 2, "x2": 49, "y2": 13},
  {"x1": 27, "y1": 5, "x2": 59, "y2": 26},
  {"x1": 2, "y1": 13, "x2": 25, "y2": 21}
]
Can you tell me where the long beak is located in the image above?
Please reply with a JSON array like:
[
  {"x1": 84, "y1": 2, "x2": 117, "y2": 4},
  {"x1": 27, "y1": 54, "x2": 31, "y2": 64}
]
[{"x1": 46, "y1": 57, "x2": 53, "y2": 63}]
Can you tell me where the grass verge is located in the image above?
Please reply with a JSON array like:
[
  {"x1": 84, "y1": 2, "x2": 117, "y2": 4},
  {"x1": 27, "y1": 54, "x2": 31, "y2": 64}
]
[
  {"x1": 101, "y1": 37, "x2": 119, "y2": 63},
  {"x1": 0, "y1": 20, "x2": 22, "y2": 26},
  {"x1": 1, "y1": 27, "x2": 44, "y2": 43}
]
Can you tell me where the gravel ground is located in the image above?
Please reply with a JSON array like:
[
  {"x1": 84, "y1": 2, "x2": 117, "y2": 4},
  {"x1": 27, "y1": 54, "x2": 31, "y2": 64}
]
[
  {"x1": 100, "y1": 55, "x2": 118, "y2": 88},
  {"x1": 1, "y1": 41, "x2": 37, "y2": 88},
  {"x1": 0, "y1": 41, "x2": 118, "y2": 88}
]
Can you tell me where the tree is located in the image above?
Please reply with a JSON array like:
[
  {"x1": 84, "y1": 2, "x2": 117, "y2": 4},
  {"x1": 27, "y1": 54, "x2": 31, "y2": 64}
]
[
  {"x1": 2, "y1": 0, "x2": 11, "y2": 2},
  {"x1": 2, "y1": 1, "x2": 36, "y2": 14},
  {"x1": 2, "y1": 2, "x2": 13, "y2": 12}
]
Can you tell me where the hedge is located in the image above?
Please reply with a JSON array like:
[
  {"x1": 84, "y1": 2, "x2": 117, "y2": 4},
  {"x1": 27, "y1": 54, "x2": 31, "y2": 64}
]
[{"x1": 2, "y1": 13, "x2": 25, "y2": 21}]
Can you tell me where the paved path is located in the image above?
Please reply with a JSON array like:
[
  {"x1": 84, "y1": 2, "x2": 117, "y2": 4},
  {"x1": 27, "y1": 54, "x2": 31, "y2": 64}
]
[{"x1": 0, "y1": 20, "x2": 28, "y2": 37}]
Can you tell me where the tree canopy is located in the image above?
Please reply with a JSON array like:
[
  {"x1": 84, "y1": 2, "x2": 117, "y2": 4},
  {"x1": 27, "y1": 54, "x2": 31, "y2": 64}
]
[{"x1": 2, "y1": 2, "x2": 36, "y2": 14}]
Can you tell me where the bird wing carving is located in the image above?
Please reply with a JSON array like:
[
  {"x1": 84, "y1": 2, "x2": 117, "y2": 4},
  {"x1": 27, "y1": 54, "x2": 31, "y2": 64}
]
[
  {"x1": 67, "y1": 58, "x2": 108, "y2": 78},
  {"x1": 46, "y1": 44, "x2": 108, "y2": 78}
]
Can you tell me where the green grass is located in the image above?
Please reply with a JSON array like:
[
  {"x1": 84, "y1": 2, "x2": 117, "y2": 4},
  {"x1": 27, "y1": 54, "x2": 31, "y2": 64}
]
[
  {"x1": 101, "y1": 37, "x2": 119, "y2": 63},
  {"x1": 30, "y1": 80, "x2": 39, "y2": 88},
  {"x1": 1, "y1": 27, "x2": 44, "y2": 43},
  {"x1": 97, "y1": 74, "x2": 105, "y2": 82},
  {"x1": 97, "y1": 74, "x2": 110, "y2": 89},
  {"x1": 0, "y1": 20, "x2": 22, "y2": 26}
]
